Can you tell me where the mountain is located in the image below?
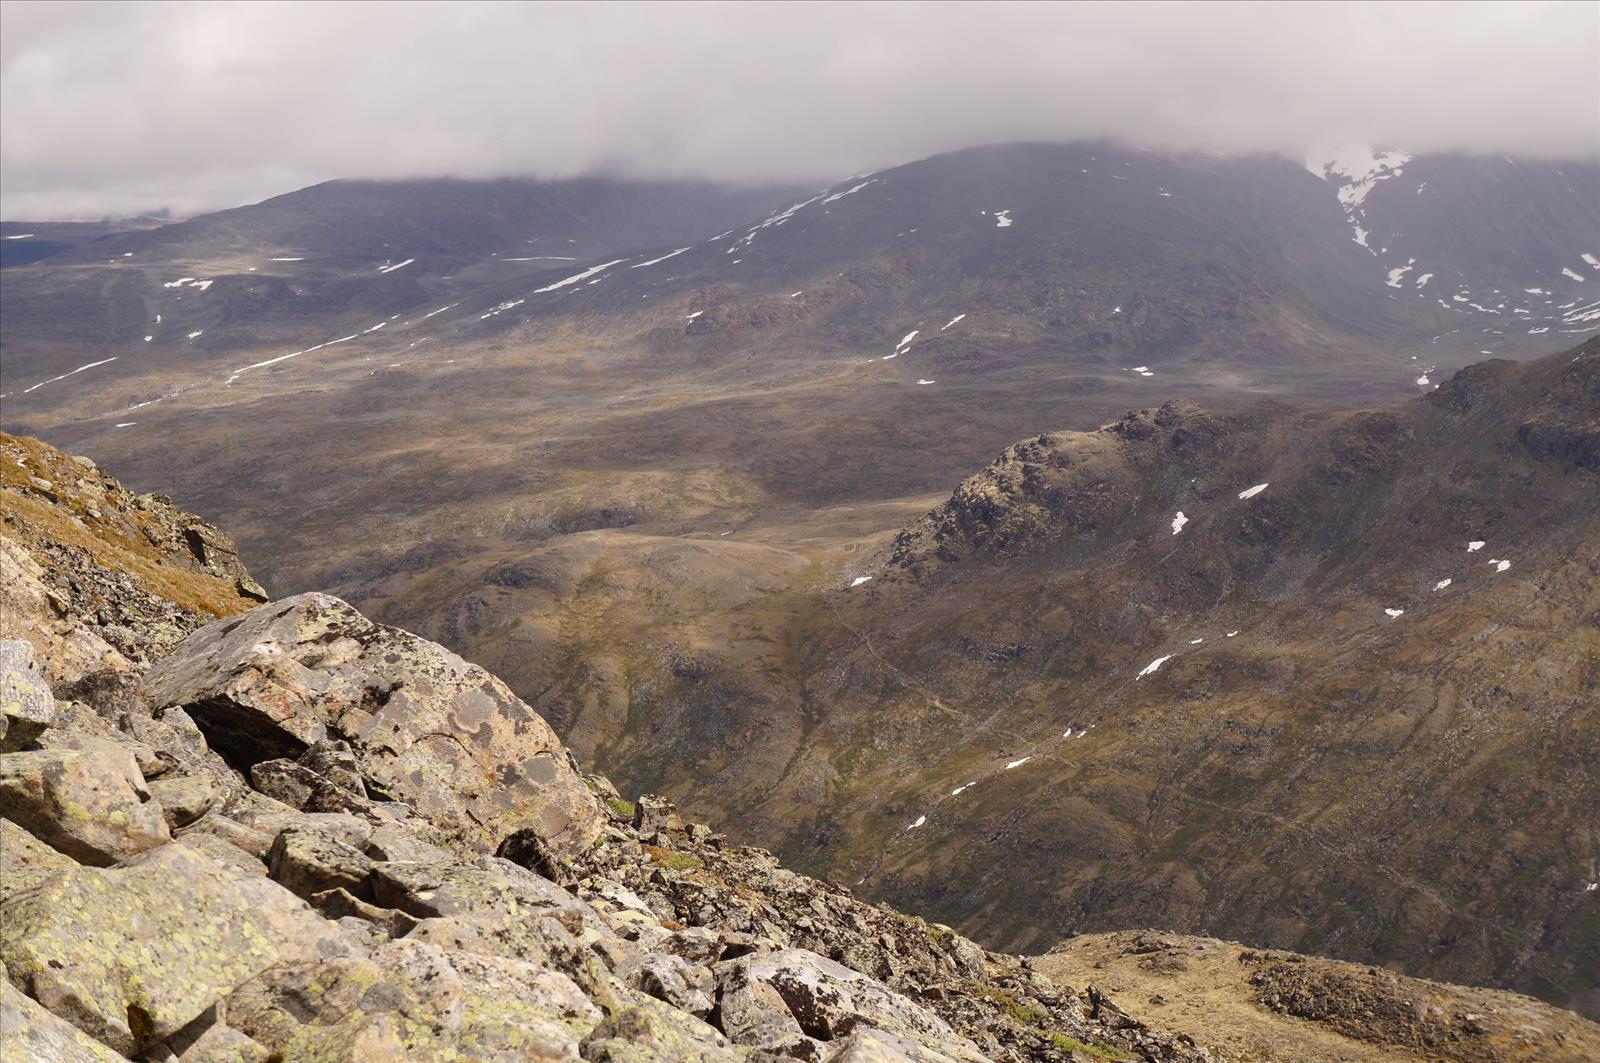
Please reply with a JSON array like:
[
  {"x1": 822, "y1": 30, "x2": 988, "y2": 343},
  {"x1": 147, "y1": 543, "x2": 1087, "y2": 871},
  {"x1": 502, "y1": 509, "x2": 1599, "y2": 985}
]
[
  {"x1": 3, "y1": 142, "x2": 1597, "y2": 1017},
  {"x1": 38, "y1": 175, "x2": 808, "y2": 269},
  {"x1": 0, "y1": 217, "x2": 172, "y2": 269},
  {"x1": 5, "y1": 143, "x2": 1595, "y2": 422},
  {"x1": 0, "y1": 175, "x2": 801, "y2": 388},
  {"x1": 4, "y1": 429, "x2": 1597, "y2": 1063},
  {"x1": 340, "y1": 338, "x2": 1598, "y2": 1015}
]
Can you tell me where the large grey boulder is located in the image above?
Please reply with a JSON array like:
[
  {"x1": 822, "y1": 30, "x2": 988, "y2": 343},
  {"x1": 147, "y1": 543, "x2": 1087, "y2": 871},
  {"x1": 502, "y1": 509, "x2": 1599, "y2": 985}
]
[
  {"x1": 0, "y1": 981, "x2": 124, "y2": 1062},
  {"x1": 715, "y1": 949, "x2": 987, "y2": 1062},
  {"x1": 0, "y1": 842, "x2": 356, "y2": 1055},
  {"x1": 224, "y1": 938, "x2": 600, "y2": 1061},
  {"x1": 144, "y1": 593, "x2": 604, "y2": 856},
  {"x1": 0, "y1": 742, "x2": 170, "y2": 864},
  {"x1": 0, "y1": 638, "x2": 56, "y2": 750}
]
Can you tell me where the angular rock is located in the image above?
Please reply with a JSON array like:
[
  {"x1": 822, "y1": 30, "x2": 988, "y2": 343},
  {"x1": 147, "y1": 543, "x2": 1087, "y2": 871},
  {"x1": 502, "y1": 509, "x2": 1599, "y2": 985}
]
[
  {"x1": 0, "y1": 842, "x2": 355, "y2": 1055},
  {"x1": 245, "y1": 757, "x2": 323, "y2": 809},
  {"x1": 715, "y1": 950, "x2": 986, "y2": 1061},
  {"x1": 630, "y1": 952, "x2": 716, "y2": 1018},
  {"x1": 144, "y1": 593, "x2": 604, "y2": 855},
  {"x1": 225, "y1": 938, "x2": 600, "y2": 1061},
  {"x1": 0, "y1": 638, "x2": 56, "y2": 751},
  {"x1": 0, "y1": 744, "x2": 170, "y2": 864},
  {"x1": 0, "y1": 817, "x2": 78, "y2": 902},
  {"x1": 824, "y1": 1027, "x2": 972, "y2": 1063},
  {"x1": 266, "y1": 822, "x2": 375, "y2": 900},
  {"x1": 146, "y1": 772, "x2": 219, "y2": 829},
  {"x1": 1, "y1": 980, "x2": 124, "y2": 1062},
  {"x1": 634, "y1": 793, "x2": 686, "y2": 839},
  {"x1": 296, "y1": 737, "x2": 366, "y2": 796},
  {"x1": 581, "y1": 992, "x2": 746, "y2": 1063},
  {"x1": 370, "y1": 854, "x2": 615, "y2": 990},
  {"x1": 0, "y1": 537, "x2": 131, "y2": 687}
]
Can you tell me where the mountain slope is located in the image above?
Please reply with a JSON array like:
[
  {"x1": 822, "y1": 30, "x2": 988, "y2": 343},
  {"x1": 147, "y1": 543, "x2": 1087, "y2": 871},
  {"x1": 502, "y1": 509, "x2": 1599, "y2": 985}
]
[
  {"x1": 5, "y1": 429, "x2": 1597, "y2": 1063},
  {"x1": 3, "y1": 145, "x2": 1597, "y2": 1015},
  {"x1": 409, "y1": 339, "x2": 1598, "y2": 1014},
  {"x1": 804, "y1": 338, "x2": 1600, "y2": 1010}
]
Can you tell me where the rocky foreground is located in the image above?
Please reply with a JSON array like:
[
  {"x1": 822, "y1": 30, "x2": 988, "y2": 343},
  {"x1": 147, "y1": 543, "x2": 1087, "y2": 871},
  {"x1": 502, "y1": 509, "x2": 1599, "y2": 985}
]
[
  {"x1": 3, "y1": 430, "x2": 1596, "y2": 1063},
  {"x1": 0, "y1": 434, "x2": 1214, "y2": 1062}
]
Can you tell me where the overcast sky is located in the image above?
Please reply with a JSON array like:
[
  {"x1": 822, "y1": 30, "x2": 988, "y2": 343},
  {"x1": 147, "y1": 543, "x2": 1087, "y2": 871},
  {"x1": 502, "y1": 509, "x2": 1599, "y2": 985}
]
[{"x1": 2, "y1": 0, "x2": 1596, "y2": 219}]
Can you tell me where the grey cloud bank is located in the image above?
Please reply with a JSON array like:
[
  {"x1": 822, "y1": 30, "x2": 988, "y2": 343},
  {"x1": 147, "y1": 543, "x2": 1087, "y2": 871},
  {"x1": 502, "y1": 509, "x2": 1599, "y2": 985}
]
[{"x1": 2, "y1": 0, "x2": 1597, "y2": 219}]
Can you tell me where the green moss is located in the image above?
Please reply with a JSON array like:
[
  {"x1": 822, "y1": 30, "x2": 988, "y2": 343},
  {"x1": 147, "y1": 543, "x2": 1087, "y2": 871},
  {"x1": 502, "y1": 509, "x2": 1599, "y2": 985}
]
[
  {"x1": 608, "y1": 797, "x2": 636, "y2": 818},
  {"x1": 962, "y1": 982, "x2": 1048, "y2": 1025},
  {"x1": 1049, "y1": 1033, "x2": 1135, "y2": 1060},
  {"x1": 642, "y1": 844, "x2": 703, "y2": 871}
]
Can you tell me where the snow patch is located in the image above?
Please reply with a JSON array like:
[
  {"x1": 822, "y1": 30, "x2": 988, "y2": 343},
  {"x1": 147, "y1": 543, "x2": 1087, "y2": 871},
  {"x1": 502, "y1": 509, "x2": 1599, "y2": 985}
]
[
  {"x1": 20, "y1": 357, "x2": 118, "y2": 395},
  {"x1": 377, "y1": 258, "x2": 415, "y2": 274},
  {"x1": 1170, "y1": 511, "x2": 1188, "y2": 535},
  {"x1": 534, "y1": 259, "x2": 627, "y2": 292},
  {"x1": 850, "y1": 575, "x2": 872, "y2": 588},
  {"x1": 629, "y1": 247, "x2": 689, "y2": 269},
  {"x1": 822, "y1": 178, "x2": 878, "y2": 204},
  {"x1": 1136, "y1": 655, "x2": 1173, "y2": 678},
  {"x1": 1237, "y1": 483, "x2": 1269, "y2": 500},
  {"x1": 1386, "y1": 259, "x2": 1417, "y2": 288}
]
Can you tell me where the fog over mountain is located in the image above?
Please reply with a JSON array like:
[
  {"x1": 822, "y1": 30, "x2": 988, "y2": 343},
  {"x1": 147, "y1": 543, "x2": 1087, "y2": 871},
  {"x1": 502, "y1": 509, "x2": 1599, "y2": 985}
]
[{"x1": 2, "y1": 0, "x2": 1597, "y2": 218}]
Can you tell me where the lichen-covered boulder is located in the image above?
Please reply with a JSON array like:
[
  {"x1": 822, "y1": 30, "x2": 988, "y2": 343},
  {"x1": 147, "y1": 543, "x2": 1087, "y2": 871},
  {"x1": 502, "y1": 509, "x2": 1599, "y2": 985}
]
[
  {"x1": 825, "y1": 1027, "x2": 973, "y2": 1063},
  {"x1": 145, "y1": 772, "x2": 220, "y2": 829},
  {"x1": 224, "y1": 938, "x2": 601, "y2": 1061},
  {"x1": 1, "y1": 638, "x2": 55, "y2": 751},
  {"x1": 0, "y1": 981, "x2": 124, "y2": 1063},
  {"x1": 579, "y1": 993, "x2": 745, "y2": 1063},
  {"x1": 0, "y1": 817, "x2": 77, "y2": 902},
  {"x1": 144, "y1": 593, "x2": 603, "y2": 856},
  {"x1": 0, "y1": 841, "x2": 356, "y2": 1055},
  {"x1": 0, "y1": 743, "x2": 170, "y2": 865},
  {"x1": 715, "y1": 950, "x2": 986, "y2": 1062}
]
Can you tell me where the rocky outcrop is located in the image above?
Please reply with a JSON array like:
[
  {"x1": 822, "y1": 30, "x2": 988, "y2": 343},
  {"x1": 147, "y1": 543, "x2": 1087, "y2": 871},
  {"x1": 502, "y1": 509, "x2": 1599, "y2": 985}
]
[
  {"x1": 0, "y1": 741, "x2": 170, "y2": 864},
  {"x1": 0, "y1": 842, "x2": 355, "y2": 1055},
  {"x1": 1, "y1": 638, "x2": 55, "y2": 750},
  {"x1": 1, "y1": 433, "x2": 263, "y2": 685},
  {"x1": 143, "y1": 592, "x2": 606, "y2": 857}
]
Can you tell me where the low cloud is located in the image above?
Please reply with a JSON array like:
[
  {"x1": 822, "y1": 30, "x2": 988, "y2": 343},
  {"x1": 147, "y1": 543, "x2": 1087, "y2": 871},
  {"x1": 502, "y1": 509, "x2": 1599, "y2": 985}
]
[{"x1": 3, "y1": 0, "x2": 1596, "y2": 218}]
